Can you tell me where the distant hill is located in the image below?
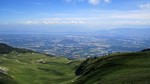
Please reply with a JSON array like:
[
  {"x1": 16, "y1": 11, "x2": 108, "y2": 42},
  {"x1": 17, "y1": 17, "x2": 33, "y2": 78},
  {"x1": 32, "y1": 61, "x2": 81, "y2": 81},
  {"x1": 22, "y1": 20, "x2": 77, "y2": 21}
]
[
  {"x1": 74, "y1": 50, "x2": 150, "y2": 84},
  {"x1": 0, "y1": 43, "x2": 14, "y2": 54},
  {"x1": 96, "y1": 28, "x2": 150, "y2": 38},
  {"x1": 0, "y1": 43, "x2": 34, "y2": 54},
  {"x1": 110, "y1": 28, "x2": 150, "y2": 38}
]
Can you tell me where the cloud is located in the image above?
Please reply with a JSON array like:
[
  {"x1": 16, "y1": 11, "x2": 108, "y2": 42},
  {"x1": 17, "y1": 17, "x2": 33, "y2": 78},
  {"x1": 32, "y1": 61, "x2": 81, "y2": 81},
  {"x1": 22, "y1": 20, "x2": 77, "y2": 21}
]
[
  {"x1": 64, "y1": 0, "x2": 84, "y2": 3},
  {"x1": 21, "y1": 18, "x2": 86, "y2": 25},
  {"x1": 103, "y1": 0, "x2": 111, "y2": 3},
  {"x1": 19, "y1": 9, "x2": 150, "y2": 29},
  {"x1": 5, "y1": 4, "x2": 149, "y2": 29},
  {"x1": 139, "y1": 3, "x2": 150, "y2": 9},
  {"x1": 88, "y1": 0, "x2": 100, "y2": 5},
  {"x1": 112, "y1": 11, "x2": 150, "y2": 19},
  {"x1": 88, "y1": 0, "x2": 111, "y2": 5},
  {"x1": 64, "y1": 0, "x2": 111, "y2": 5}
]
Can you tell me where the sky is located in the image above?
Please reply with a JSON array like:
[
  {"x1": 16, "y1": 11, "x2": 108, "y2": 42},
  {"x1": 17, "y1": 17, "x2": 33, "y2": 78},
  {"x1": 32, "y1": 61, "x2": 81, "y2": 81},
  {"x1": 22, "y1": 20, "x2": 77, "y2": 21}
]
[{"x1": 0, "y1": 0, "x2": 150, "y2": 32}]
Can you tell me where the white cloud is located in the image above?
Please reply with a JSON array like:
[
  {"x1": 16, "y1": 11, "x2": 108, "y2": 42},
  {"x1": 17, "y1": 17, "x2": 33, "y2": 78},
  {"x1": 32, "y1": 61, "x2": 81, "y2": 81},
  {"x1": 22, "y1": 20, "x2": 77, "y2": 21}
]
[
  {"x1": 64, "y1": 0, "x2": 84, "y2": 3},
  {"x1": 88, "y1": 0, "x2": 111, "y2": 5},
  {"x1": 64, "y1": 0, "x2": 111, "y2": 5},
  {"x1": 103, "y1": 0, "x2": 111, "y2": 3},
  {"x1": 88, "y1": 0, "x2": 100, "y2": 5},
  {"x1": 21, "y1": 18, "x2": 86, "y2": 25},
  {"x1": 17, "y1": 8, "x2": 150, "y2": 28},
  {"x1": 112, "y1": 11, "x2": 150, "y2": 19},
  {"x1": 139, "y1": 3, "x2": 150, "y2": 9},
  {"x1": 21, "y1": 21, "x2": 39, "y2": 24}
]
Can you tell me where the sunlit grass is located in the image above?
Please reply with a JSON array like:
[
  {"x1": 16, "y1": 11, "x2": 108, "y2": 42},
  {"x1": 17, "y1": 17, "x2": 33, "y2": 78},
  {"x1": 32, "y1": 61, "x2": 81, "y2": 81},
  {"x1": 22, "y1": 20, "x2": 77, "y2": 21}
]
[{"x1": 0, "y1": 51, "x2": 80, "y2": 84}]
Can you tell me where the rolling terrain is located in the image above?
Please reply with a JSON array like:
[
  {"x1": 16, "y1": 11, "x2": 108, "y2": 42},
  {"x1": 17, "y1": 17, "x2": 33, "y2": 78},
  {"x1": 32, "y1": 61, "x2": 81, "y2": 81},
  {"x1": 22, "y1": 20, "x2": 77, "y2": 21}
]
[
  {"x1": 0, "y1": 43, "x2": 80, "y2": 84},
  {"x1": 75, "y1": 49, "x2": 150, "y2": 84},
  {"x1": 1, "y1": 43, "x2": 150, "y2": 84}
]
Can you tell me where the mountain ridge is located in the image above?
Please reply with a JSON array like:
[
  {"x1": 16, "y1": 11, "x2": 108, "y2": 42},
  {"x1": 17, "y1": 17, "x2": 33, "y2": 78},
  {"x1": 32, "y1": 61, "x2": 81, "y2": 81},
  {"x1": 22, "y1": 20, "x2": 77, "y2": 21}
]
[
  {"x1": 74, "y1": 50, "x2": 150, "y2": 84},
  {"x1": 0, "y1": 43, "x2": 35, "y2": 54}
]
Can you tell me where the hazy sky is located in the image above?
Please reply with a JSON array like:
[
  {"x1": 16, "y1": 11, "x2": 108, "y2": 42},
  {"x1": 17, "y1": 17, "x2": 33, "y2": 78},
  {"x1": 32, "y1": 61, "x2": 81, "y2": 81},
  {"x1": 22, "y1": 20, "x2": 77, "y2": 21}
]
[{"x1": 0, "y1": 0, "x2": 150, "y2": 32}]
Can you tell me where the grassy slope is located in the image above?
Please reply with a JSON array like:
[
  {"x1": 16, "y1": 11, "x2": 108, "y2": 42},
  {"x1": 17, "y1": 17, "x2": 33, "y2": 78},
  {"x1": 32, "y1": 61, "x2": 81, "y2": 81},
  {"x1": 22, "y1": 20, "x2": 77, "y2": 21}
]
[
  {"x1": 0, "y1": 51, "x2": 80, "y2": 84},
  {"x1": 1, "y1": 43, "x2": 150, "y2": 84},
  {"x1": 0, "y1": 73, "x2": 18, "y2": 84},
  {"x1": 74, "y1": 51, "x2": 150, "y2": 84}
]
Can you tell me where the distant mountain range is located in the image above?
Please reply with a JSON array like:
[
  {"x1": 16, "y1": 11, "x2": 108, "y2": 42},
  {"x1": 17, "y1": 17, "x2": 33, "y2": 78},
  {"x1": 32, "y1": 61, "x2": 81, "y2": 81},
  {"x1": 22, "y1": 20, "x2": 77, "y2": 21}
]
[
  {"x1": 0, "y1": 27, "x2": 150, "y2": 34},
  {"x1": 96, "y1": 28, "x2": 150, "y2": 38}
]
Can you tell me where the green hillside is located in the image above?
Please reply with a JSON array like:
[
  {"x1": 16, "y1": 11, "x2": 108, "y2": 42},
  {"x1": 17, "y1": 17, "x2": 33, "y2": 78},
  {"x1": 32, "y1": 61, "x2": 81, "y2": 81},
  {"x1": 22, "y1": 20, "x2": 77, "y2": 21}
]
[
  {"x1": 0, "y1": 73, "x2": 18, "y2": 84},
  {"x1": 74, "y1": 50, "x2": 150, "y2": 84},
  {"x1": 0, "y1": 43, "x2": 34, "y2": 54},
  {"x1": 1, "y1": 43, "x2": 150, "y2": 84},
  {"x1": 0, "y1": 43, "x2": 80, "y2": 84}
]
